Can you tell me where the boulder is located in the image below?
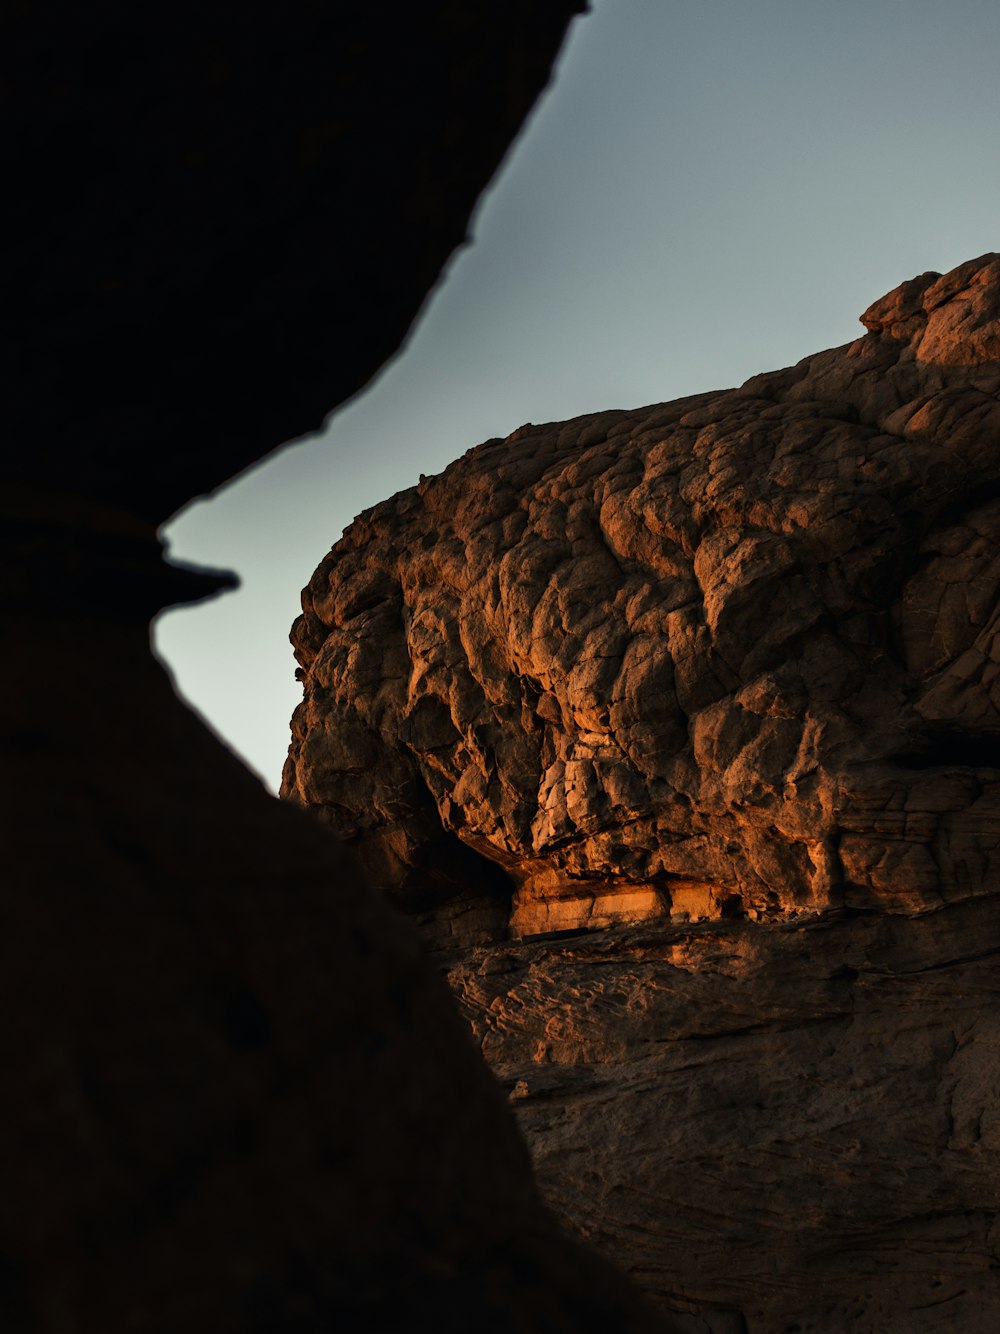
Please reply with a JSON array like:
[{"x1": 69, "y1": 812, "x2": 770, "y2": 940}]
[
  {"x1": 285, "y1": 254, "x2": 1000, "y2": 937},
  {"x1": 284, "y1": 253, "x2": 1000, "y2": 1328}
]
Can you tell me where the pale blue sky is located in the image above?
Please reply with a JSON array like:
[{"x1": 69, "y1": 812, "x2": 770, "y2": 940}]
[{"x1": 155, "y1": 0, "x2": 1000, "y2": 789}]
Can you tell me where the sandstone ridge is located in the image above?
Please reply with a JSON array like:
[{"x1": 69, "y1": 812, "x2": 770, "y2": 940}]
[{"x1": 284, "y1": 253, "x2": 1000, "y2": 943}]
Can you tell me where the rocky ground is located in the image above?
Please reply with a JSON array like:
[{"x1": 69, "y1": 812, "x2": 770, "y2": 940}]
[{"x1": 284, "y1": 253, "x2": 1000, "y2": 1330}]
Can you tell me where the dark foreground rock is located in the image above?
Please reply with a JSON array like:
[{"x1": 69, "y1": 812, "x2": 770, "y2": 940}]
[
  {"x1": 284, "y1": 253, "x2": 1000, "y2": 1329},
  {"x1": 2, "y1": 5, "x2": 682, "y2": 1332},
  {"x1": 3, "y1": 1, "x2": 585, "y2": 523},
  {"x1": 3, "y1": 598, "x2": 670, "y2": 1333}
]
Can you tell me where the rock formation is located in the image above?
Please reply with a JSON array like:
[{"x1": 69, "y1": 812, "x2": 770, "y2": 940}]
[
  {"x1": 284, "y1": 253, "x2": 1000, "y2": 1330},
  {"x1": 3, "y1": 5, "x2": 681, "y2": 1332},
  {"x1": 4, "y1": 1, "x2": 587, "y2": 525}
]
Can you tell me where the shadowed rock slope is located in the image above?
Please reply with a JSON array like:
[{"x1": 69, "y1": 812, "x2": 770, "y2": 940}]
[
  {"x1": 284, "y1": 253, "x2": 1000, "y2": 1330},
  {"x1": 5, "y1": 607, "x2": 671, "y2": 1334},
  {"x1": 3, "y1": 4, "x2": 684, "y2": 1332}
]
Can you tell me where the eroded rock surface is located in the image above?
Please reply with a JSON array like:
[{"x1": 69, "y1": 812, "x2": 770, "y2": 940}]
[
  {"x1": 284, "y1": 254, "x2": 1000, "y2": 1328},
  {"x1": 284, "y1": 254, "x2": 1000, "y2": 939}
]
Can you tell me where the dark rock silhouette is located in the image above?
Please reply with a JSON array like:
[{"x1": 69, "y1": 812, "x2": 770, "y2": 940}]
[
  {"x1": 2, "y1": 4, "x2": 679, "y2": 1332},
  {"x1": 285, "y1": 254, "x2": 1000, "y2": 1329},
  {"x1": 5, "y1": 4, "x2": 581, "y2": 523}
]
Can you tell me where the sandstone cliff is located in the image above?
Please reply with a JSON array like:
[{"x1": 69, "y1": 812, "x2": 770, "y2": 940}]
[{"x1": 284, "y1": 253, "x2": 1000, "y2": 1330}]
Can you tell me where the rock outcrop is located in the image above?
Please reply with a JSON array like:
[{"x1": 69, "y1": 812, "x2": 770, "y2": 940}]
[
  {"x1": 284, "y1": 253, "x2": 1000, "y2": 1329},
  {"x1": 284, "y1": 253, "x2": 1000, "y2": 935},
  {"x1": 3, "y1": 6, "x2": 682, "y2": 1332}
]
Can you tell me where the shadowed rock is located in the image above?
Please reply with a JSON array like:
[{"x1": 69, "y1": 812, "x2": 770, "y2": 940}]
[
  {"x1": 284, "y1": 254, "x2": 1000, "y2": 1329},
  {"x1": 4, "y1": 3, "x2": 585, "y2": 522},
  {"x1": 1, "y1": 4, "x2": 683, "y2": 1331},
  {"x1": 4, "y1": 608, "x2": 671, "y2": 1332}
]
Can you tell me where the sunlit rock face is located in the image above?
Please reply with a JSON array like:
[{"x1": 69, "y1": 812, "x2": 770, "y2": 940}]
[
  {"x1": 283, "y1": 253, "x2": 1000, "y2": 941},
  {"x1": 284, "y1": 255, "x2": 1000, "y2": 1331}
]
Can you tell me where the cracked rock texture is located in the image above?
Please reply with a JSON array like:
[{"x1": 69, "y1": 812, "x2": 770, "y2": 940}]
[
  {"x1": 284, "y1": 253, "x2": 1000, "y2": 1329},
  {"x1": 285, "y1": 253, "x2": 1000, "y2": 935}
]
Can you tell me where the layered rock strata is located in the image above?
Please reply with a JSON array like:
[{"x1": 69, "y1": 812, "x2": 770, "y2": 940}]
[
  {"x1": 284, "y1": 253, "x2": 1000, "y2": 1328},
  {"x1": 448, "y1": 905, "x2": 1000, "y2": 1332}
]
